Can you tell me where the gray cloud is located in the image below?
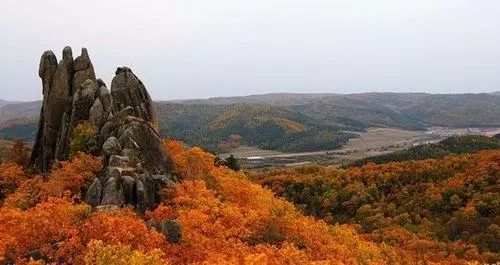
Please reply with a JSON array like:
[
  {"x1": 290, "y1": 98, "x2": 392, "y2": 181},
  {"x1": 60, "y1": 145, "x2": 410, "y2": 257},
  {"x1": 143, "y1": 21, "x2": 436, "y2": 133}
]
[{"x1": 1, "y1": 0, "x2": 499, "y2": 100}]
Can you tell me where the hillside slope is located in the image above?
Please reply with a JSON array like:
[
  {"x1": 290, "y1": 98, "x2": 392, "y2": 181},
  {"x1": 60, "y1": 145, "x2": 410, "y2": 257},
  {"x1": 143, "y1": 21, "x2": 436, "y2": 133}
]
[
  {"x1": 2, "y1": 93, "x2": 500, "y2": 152},
  {"x1": 253, "y1": 150, "x2": 500, "y2": 263},
  {"x1": 156, "y1": 103, "x2": 355, "y2": 153},
  {"x1": 1, "y1": 138, "x2": 475, "y2": 264}
]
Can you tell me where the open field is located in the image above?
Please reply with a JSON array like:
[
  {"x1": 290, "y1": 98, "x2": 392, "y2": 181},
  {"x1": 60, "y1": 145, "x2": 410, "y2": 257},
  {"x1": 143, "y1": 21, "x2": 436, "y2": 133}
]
[{"x1": 222, "y1": 127, "x2": 499, "y2": 170}]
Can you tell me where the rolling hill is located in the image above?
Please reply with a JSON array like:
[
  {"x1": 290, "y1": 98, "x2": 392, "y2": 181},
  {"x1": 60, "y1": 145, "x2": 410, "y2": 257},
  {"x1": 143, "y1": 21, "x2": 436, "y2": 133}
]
[
  {"x1": 156, "y1": 103, "x2": 355, "y2": 153},
  {"x1": 0, "y1": 99, "x2": 12, "y2": 108},
  {"x1": 174, "y1": 92, "x2": 500, "y2": 128},
  {"x1": 1, "y1": 92, "x2": 500, "y2": 152},
  {"x1": 0, "y1": 100, "x2": 41, "y2": 143}
]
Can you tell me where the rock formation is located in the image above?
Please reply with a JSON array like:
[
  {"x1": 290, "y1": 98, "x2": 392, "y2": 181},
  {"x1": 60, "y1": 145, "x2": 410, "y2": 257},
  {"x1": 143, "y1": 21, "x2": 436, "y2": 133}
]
[
  {"x1": 31, "y1": 47, "x2": 97, "y2": 171},
  {"x1": 31, "y1": 47, "x2": 175, "y2": 214}
]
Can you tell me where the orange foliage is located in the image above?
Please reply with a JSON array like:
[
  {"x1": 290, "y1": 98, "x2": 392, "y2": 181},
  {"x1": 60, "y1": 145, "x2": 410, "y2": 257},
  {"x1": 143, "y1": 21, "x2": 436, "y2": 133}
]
[
  {"x1": 8, "y1": 140, "x2": 30, "y2": 169},
  {"x1": 0, "y1": 139, "x2": 495, "y2": 264},
  {"x1": 40, "y1": 152, "x2": 101, "y2": 199},
  {"x1": 3, "y1": 153, "x2": 101, "y2": 209},
  {"x1": 0, "y1": 197, "x2": 90, "y2": 264},
  {"x1": 152, "y1": 161, "x2": 405, "y2": 264},
  {"x1": 0, "y1": 201, "x2": 167, "y2": 264},
  {"x1": 163, "y1": 139, "x2": 215, "y2": 179},
  {"x1": 81, "y1": 208, "x2": 165, "y2": 252},
  {"x1": 0, "y1": 161, "x2": 25, "y2": 199},
  {"x1": 253, "y1": 150, "x2": 500, "y2": 264}
]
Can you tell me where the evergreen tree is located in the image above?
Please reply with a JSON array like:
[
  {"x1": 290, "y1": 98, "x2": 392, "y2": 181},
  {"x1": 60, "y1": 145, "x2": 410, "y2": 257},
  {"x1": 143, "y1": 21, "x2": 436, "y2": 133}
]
[{"x1": 223, "y1": 155, "x2": 241, "y2": 171}]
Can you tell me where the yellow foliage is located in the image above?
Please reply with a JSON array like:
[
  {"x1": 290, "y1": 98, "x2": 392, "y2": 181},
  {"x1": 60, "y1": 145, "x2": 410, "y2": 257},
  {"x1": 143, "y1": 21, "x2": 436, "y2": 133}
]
[
  {"x1": 84, "y1": 240, "x2": 166, "y2": 265},
  {"x1": 70, "y1": 121, "x2": 98, "y2": 157}
]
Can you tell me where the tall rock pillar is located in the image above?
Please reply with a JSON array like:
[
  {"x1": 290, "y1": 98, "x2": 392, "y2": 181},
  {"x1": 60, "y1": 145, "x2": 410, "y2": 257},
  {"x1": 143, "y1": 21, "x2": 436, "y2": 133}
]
[{"x1": 30, "y1": 47, "x2": 96, "y2": 172}]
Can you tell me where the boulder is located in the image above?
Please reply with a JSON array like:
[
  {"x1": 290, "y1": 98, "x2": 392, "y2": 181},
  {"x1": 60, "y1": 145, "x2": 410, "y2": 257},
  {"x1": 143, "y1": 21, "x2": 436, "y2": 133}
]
[
  {"x1": 70, "y1": 79, "x2": 97, "y2": 123},
  {"x1": 109, "y1": 155, "x2": 130, "y2": 168},
  {"x1": 97, "y1": 81, "x2": 113, "y2": 113},
  {"x1": 135, "y1": 179, "x2": 149, "y2": 213},
  {"x1": 121, "y1": 148, "x2": 142, "y2": 168},
  {"x1": 106, "y1": 167, "x2": 123, "y2": 180},
  {"x1": 85, "y1": 178, "x2": 103, "y2": 207},
  {"x1": 98, "y1": 106, "x2": 134, "y2": 146},
  {"x1": 121, "y1": 175, "x2": 136, "y2": 204},
  {"x1": 102, "y1": 137, "x2": 122, "y2": 156},
  {"x1": 89, "y1": 98, "x2": 105, "y2": 128},
  {"x1": 117, "y1": 119, "x2": 172, "y2": 173},
  {"x1": 159, "y1": 220, "x2": 182, "y2": 243},
  {"x1": 101, "y1": 177, "x2": 125, "y2": 206}
]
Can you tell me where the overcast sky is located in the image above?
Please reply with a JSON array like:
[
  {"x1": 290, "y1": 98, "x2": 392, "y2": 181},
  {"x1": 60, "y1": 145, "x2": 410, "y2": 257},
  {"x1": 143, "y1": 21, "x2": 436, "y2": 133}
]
[{"x1": 1, "y1": 0, "x2": 499, "y2": 101}]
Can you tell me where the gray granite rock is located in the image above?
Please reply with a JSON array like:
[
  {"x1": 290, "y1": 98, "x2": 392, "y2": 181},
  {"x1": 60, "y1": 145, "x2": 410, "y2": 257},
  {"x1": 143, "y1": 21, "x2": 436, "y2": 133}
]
[
  {"x1": 159, "y1": 220, "x2": 182, "y2": 243},
  {"x1": 101, "y1": 176, "x2": 125, "y2": 206},
  {"x1": 102, "y1": 137, "x2": 122, "y2": 156},
  {"x1": 85, "y1": 178, "x2": 103, "y2": 207}
]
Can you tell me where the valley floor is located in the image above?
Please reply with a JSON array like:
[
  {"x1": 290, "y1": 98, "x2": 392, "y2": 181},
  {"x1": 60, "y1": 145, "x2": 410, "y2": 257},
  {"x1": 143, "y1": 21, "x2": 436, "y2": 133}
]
[{"x1": 222, "y1": 127, "x2": 499, "y2": 169}]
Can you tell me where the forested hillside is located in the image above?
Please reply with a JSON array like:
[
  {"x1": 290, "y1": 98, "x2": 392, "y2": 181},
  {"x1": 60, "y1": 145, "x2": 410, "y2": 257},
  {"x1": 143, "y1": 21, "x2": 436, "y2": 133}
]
[
  {"x1": 156, "y1": 103, "x2": 356, "y2": 153},
  {"x1": 0, "y1": 101, "x2": 41, "y2": 143},
  {"x1": 2, "y1": 92, "x2": 500, "y2": 153},
  {"x1": 252, "y1": 151, "x2": 500, "y2": 263},
  {"x1": 0, "y1": 139, "x2": 478, "y2": 264},
  {"x1": 177, "y1": 92, "x2": 500, "y2": 128},
  {"x1": 1, "y1": 138, "x2": 497, "y2": 263},
  {"x1": 350, "y1": 135, "x2": 500, "y2": 166}
]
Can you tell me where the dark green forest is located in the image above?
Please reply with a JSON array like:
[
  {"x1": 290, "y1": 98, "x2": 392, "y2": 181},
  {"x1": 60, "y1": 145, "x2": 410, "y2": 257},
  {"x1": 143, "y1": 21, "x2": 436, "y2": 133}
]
[{"x1": 350, "y1": 135, "x2": 500, "y2": 167}]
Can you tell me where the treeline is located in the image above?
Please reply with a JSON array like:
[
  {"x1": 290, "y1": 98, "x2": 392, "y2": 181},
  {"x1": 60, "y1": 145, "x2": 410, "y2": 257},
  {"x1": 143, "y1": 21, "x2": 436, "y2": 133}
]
[
  {"x1": 350, "y1": 135, "x2": 500, "y2": 167},
  {"x1": 252, "y1": 151, "x2": 500, "y2": 263},
  {"x1": 0, "y1": 123, "x2": 37, "y2": 143}
]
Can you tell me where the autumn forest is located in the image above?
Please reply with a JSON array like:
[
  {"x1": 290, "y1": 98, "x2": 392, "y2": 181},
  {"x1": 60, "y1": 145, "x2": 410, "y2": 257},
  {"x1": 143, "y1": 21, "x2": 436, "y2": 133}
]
[
  {"x1": 0, "y1": 135, "x2": 498, "y2": 264},
  {"x1": 1, "y1": 3, "x2": 500, "y2": 262}
]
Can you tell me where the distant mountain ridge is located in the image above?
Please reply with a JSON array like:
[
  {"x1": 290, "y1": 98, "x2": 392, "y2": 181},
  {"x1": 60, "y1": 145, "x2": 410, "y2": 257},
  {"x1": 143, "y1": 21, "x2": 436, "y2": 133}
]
[
  {"x1": 169, "y1": 93, "x2": 339, "y2": 106},
  {"x1": 1, "y1": 92, "x2": 500, "y2": 152},
  {"x1": 0, "y1": 100, "x2": 41, "y2": 124},
  {"x1": 0, "y1": 99, "x2": 23, "y2": 108}
]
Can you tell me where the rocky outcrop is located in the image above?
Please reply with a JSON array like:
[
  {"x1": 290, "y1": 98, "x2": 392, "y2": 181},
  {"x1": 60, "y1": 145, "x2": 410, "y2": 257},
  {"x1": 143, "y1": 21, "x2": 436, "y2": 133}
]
[
  {"x1": 72, "y1": 48, "x2": 96, "y2": 96},
  {"x1": 31, "y1": 47, "x2": 175, "y2": 214},
  {"x1": 31, "y1": 46, "x2": 97, "y2": 171},
  {"x1": 111, "y1": 67, "x2": 156, "y2": 123},
  {"x1": 31, "y1": 51, "x2": 58, "y2": 172}
]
